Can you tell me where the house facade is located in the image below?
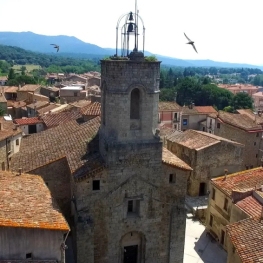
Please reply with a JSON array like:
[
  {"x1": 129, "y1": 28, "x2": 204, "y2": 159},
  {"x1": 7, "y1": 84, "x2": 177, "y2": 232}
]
[
  {"x1": 206, "y1": 111, "x2": 263, "y2": 168},
  {"x1": 166, "y1": 130, "x2": 244, "y2": 196},
  {"x1": 206, "y1": 167, "x2": 263, "y2": 251},
  {"x1": 0, "y1": 171, "x2": 70, "y2": 262},
  {"x1": 14, "y1": 117, "x2": 45, "y2": 135}
]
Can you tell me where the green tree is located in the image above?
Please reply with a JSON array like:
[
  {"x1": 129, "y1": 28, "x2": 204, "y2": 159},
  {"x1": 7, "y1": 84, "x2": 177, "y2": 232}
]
[
  {"x1": 20, "y1": 66, "x2": 26, "y2": 75},
  {"x1": 231, "y1": 92, "x2": 253, "y2": 110},
  {"x1": 8, "y1": 68, "x2": 15, "y2": 80},
  {"x1": 0, "y1": 104, "x2": 6, "y2": 116}
]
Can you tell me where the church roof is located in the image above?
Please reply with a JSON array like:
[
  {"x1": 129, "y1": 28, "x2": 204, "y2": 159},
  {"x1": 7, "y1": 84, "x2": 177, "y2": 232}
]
[
  {"x1": 162, "y1": 147, "x2": 192, "y2": 171},
  {"x1": 11, "y1": 116, "x2": 101, "y2": 175}
]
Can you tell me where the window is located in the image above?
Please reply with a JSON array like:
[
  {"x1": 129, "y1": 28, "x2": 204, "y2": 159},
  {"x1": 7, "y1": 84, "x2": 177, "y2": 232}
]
[
  {"x1": 73, "y1": 92, "x2": 78, "y2": 97},
  {"x1": 7, "y1": 140, "x2": 11, "y2": 153},
  {"x1": 221, "y1": 230, "x2": 225, "y2": 245},
  {"x1": 212, "y1": 188, "x2": 215, "y2": 200},
  {"x1": 223, "y1": 198, "x2": 228, "y2": 211},
  {"x1": 130, "y1": 88, "x2": 140, "y2": 119},
  {"x1": 127, "y1": 200, "x2": 140, "y2": 217},
  {"x1": 202, "y1": 127, "x2": 205, "y2": 131},
  {"x1": 256, "y1": 133, "x2": 259, "y2": 137},
  {"x1": 254, "y1": 142, "x2": 256, "y2": 146},
  {"x1": 92, "y1": 180, "x2": 100, "y2": 191},
  {"x1": 256, "y1": 154, "x2": 258, "y2": 158},
  {"x1": 158, "y1": 113, "x2": 161, "y2": 123},
  {"x1": 209, "y1": 214, "x2": 214, "y2": 227},
  {"x1": 169, "y1": 174, "x2": 176, "y2": 183},
  {"x1": 26, "y1": 253, "x2": 32, "y2": 259},
  {"x1": 183, "y1": 119, "x2": 188, "y2": 126},
  {"x1": 217, "y1": 123, "x2": 220, "y2": 129},
  {"x1": 174, "y1": 112, "x2": 178, "y2": 120},
  {"x1": 209, "y1": 119, "x2": 212, "y2": 126},
  {"x1": 16, "y1": 139, "x2": 19, "y2": 146}
]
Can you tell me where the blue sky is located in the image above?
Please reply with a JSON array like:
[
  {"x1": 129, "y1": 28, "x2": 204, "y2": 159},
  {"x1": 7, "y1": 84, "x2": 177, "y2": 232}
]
[{"x1": 0, "y1": 0, "x2": 262, "y2": 65}]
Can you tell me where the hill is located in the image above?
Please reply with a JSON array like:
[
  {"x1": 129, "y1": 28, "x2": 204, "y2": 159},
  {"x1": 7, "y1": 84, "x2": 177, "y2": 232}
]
[{"x1": 0, "y1": 31, "x2": 262, "y2": 69}]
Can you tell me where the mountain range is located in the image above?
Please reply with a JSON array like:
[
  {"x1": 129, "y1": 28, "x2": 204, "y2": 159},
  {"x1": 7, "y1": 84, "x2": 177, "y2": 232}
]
[{"x1": 0, "y1": 31, "x2": 262, "y2": 69}]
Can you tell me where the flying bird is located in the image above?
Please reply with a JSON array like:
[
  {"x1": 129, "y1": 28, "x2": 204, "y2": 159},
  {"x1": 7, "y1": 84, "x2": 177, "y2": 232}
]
[
  {"x1": 50, "y1": 44, "x2": 59, "y2": 52},
  {"x1": 184, "y1": 33, "x2": 198, "y2": 53}
]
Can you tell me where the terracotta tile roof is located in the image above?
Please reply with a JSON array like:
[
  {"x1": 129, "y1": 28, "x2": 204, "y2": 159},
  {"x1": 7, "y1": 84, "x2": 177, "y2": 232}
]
[
  {"x1": 69, "y1": 100, "x2": 92, "y2": 108},
  {"x1": 218, "y1": 110, "x2": 262, "y2": 131},
  {"x1": 4, "y1": 86, "x2": 18, "y2": 93},
  {"x1": 14, "y1": 117, "x2": 44, "y2": 125},
  {"x1": 181, "y1": 106, "x2": 199, "y2": 115},
  {"x1": 212, "y1": 167, "x2": 263, "y2": 197},
  {"x1": 226, "y1": 218, "x2": 263, "y2": 263},
  {"x1": 194, "y1": 106, "x2": 217, "y2": 114},
  {"x1": 237, "y1": 109, "x2": 263, "y2": 125},
  {"x1": 42, "y1": 109, "x2": 82, "y2": 128},
  {"x1": 10, "y1": 100, "x2": 27, "y2": 108},
  {"x1": 162, "y1": 147, "x2": 192, "y2": 171},
  {"x1": 81, "y1": 102, "x2": 101, "y2": 116},
  {"x1": 253, "y1": 91, "x2": 263, "y2": 97},
  {"x1": 19, "y1": 84, "x2": 41, "y2": 92},
  {"x1": 11, "y1": 116, "x2": 101, "y2": 174},
  {"x1": 0, "y1": 118, "x2": 22, "y2": 141},
  {"x1": 27, "y1": 101, "x2": 49, "y2": 109},
  {"x1": 37, "y1": 104, "x2": 60, "y2": 116},
  {"x1": 159, "y1": 125, "x2": 179, "y2": 138},
  {"x1": 166, "y1": 129, "x2": 243, "y2": 150},
  {"x1": 0, "y1": 171, "x2": 69, "y2": 231},
  {"x1": 236, "y1": 196, "x2": 263, "y2": 221},
  {"x1": 158, "y1": 101, "x2": 181, "y2": 111},
  {"x1": 0, "y1": 76, "x2": 7, "y2": 81},
  {"x1": 41, "y1": 86, "x2": 60, "y2": 92}
]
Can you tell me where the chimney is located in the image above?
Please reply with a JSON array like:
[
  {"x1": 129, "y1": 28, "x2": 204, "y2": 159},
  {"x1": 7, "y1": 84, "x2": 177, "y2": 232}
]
[{"x1": 18, "y1": 168, "x2": 22, "y2": 175}]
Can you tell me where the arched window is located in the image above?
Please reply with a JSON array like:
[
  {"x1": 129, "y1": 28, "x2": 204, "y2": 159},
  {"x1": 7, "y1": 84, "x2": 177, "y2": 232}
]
[{"x1": 130, "y1": 88, "x2": 140, "y2": 119}]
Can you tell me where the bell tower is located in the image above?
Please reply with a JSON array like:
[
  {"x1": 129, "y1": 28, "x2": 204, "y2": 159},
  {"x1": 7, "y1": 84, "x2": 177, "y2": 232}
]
[{"x1": 99, "y1": 3, "x2": 161, "y2": 163}]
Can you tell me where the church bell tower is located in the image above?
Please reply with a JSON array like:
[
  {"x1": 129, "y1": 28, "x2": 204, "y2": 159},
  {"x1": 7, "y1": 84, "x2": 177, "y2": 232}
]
[{"x1": 99, "y1": 3, "x2": 162, "y2": 163}]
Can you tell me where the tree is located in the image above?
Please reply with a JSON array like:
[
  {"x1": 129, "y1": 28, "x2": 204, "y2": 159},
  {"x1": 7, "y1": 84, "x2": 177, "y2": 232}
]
[
  {"x1": 0, "y1": 104, "x2": 6, "y2": 116},
  {"x1": 7, "y1": 68, "x2": 15, "y2": 80},
  {"x1": 231, "y1": 92, "x2": 253, "y2": 110},
  {"x1": 20, "y1": 66, "x2": 26, "y2": 75}
]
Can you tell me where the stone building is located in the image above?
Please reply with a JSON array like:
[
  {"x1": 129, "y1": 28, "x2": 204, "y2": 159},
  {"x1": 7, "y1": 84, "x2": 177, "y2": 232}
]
[
  {"x1": 206, "y1": 167, "x2": 263, "y2": 250},
  {"x1": 206, "y1": 111, "x2": 263, "y2": 168},
  {"x1": 0, "y1": 170, "x2": 69, "y2": 262},
  {"x1": 166, "y1": 129, "x2": 244, "y2": 196}
]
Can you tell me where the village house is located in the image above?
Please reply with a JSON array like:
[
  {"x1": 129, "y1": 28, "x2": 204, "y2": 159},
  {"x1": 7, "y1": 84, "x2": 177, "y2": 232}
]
[
  {"x1": 40, "y1": 86, "x2": 60, "y2": 101},
  {"x1": 0, "y1": 76, "x2": 7, "y2": 86},
  {"x1": 180, "y1": 104, "x2": 217, "y2": 131},
  {"x1": 80, "y1": 101, "x2": 101, "y2": 121},
  {"x1": 158, "y1": 101, "x2": 182, "y2": 130},
  {"x1": 14, "y1": 117, "x2": 45, "y2": 135},
  {"x1": 4, "y1": 86, "x2": 18, "y2": 100},
  {"x1": 60, "y1": 86, "x2": 87, "y2": 103},
  {"x1": 218, "y1": 84, "x2": 259, "y2": 96},
  {"x1": 166, "y1": 129, "x2": 244, "y2": 196},
  {"x1": 26, "y1": 100, "x2": 50, "y2": 117},
  {"x1": 252, "y1": 91, "x2": 263, "y2": 111},
  {"x1": 36, "y1": 103, "x2": 60, "y2": 116},
  {"x1": 206, "y1": 167, "x2": 263, "y2": 251},
  {"x1": 0, "y1": 92, "x2": 7, "y2": 114},
  {"x1": 7, "y1": 100, "x2": 27, "y2": 119},
  {"x1": 0, "y1": 170, "x2": 70, "y2": 262},
  {"x1": 0, "y1": 116, "x2": 22, "y2": 171},
  {"x1": 16, "y1": 84, "x2": 42, "y2": 102},
  {"x1": 87, "y1": 76, "x2": 101, "y2": 87},
  {"x1": 206, "y1": 110, "x2": 263, "y2": 168}
]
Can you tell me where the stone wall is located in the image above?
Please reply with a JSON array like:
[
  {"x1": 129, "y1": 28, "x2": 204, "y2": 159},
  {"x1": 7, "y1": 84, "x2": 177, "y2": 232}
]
[
  {"x1": 213, "y1": 121, "x2": 262, "y2": 168},
  {"x1": 167, "y1": 139, "x2": 244, "y2": 196},
  {"x1": 29, "y1": 157, "x2": 72, "y2": 222}
]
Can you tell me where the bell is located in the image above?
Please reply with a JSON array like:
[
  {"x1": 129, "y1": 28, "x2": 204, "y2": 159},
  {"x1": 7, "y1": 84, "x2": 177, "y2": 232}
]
[
  {"x1": 127, "y1": 23, "x2": 134, "y2": 33},
  {"x1": 128, "y1": 12, "x2": 134, "y2": 21}
]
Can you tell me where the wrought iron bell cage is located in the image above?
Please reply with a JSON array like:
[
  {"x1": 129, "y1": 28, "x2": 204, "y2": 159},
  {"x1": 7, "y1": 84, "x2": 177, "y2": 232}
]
[{"x1": 115, "y1": 10, "x2": 145, "y2": 58}]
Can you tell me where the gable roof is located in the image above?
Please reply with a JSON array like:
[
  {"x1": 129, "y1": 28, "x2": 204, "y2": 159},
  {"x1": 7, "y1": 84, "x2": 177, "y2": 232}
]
[
  {"x1": 158, "y1": 101, "x2": 181, "y2": 111},
  {"x1": 4, "y1": 86, "x2": 18, "y2": 93},
  {"x1": 194, "y1": 106, "x2": 217, "y2": 114},
  {"x1": 217, "y1": 111, "x2": 262, "y2": 131},
  {"x1": 226, "y1": 218, "x2": 263, "y2": 263},
  {"x1": 0, "y1": 117, "x2": 22, "y2": 141},
  {"x1": 212, "y1": 167, "x2": 263, "y2": 197},
  {"x1": 42, "y1": 109, "x2": 83, "y2": 128},
  {"x1": 14, "y1": 117, "x2": 44, "y2": 125},
  {"x1": 81, "y1": 101, "x2": 101, "y2": 116},
  {"x1": 11, "y1": 116, "x2": 101, "y2": 175},
  {"x1": 0, "y1": 171, "x2": 69, "y2": 231},
  {"x1": 37, "y1": 103, "x2": 60, "y2": 116},
  {"x1": 236, "y1": 109, "x2": 263, "y2": 125},
  {"x1": 26, "y1": 100, "x2": 49, "y2": 109},
  {"x1": 166, "y1": 129, "x2": 243, "y2": 150},
  {"x1": 162, "y1": 147, "x2": 192, "y2": 171},
  {"x1": 236, "y1": 195, "x2": 263, "y2": 221},
  {"x1": 19, "y1": 84, "x2": 41, "y2": 92}
]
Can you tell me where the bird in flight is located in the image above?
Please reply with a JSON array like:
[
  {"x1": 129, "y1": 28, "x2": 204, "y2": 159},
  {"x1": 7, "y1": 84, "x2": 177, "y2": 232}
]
[
  {"x1": 50, "y1": 44, "x2": 59, "y2": 52},
  {"x1": 184, "y1": 33, "x2": 198, "y2": 53}
]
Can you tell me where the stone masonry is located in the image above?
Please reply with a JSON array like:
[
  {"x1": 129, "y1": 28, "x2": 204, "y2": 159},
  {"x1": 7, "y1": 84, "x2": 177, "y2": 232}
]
[{"x1": 74, "y1": 53, "x2": 190, "y2": 263}]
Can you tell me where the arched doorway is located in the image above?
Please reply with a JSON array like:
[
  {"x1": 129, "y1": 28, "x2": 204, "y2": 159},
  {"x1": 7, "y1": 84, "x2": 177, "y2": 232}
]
[{"x1": 120, "y1": 231, "x2": 145, "y2": 263}]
